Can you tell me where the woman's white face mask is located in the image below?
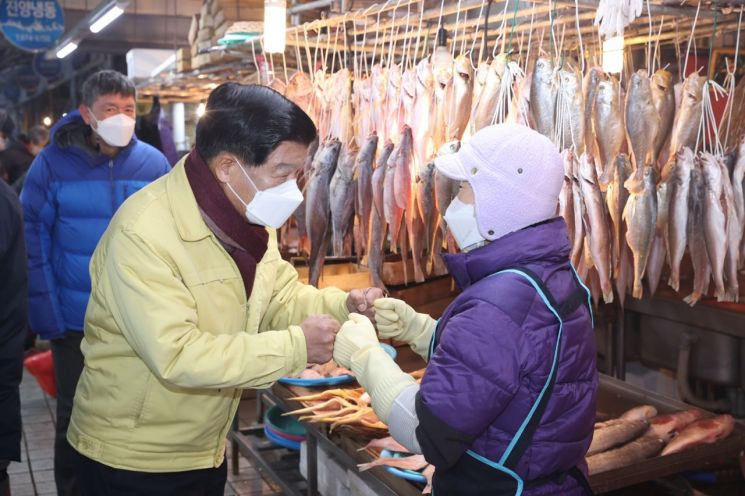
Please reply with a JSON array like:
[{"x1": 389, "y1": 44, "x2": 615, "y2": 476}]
[
  {"x1": 89, "y1": 110, "x2": 135, "y2": 147},
  {"x1": 225, "y1": 158, "x2": 303, "y2": 229},
  {"x1": 443, "y1": 196, "x2": 486, "y2": 251}
]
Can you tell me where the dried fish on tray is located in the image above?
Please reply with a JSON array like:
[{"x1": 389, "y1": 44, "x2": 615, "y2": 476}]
[
  {"x1": 283, "y1": 368, "x2": 422, "y2": 433},
  {"x1": 588, "y1": 402, "x2": 736, "y2": 476},
  {"x1": 589, "y1": 375, "x2": 745, "y2": 493}
]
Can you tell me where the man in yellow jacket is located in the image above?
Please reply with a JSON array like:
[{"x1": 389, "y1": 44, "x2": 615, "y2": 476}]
[{"x1": 67, "y1": 83, "x2": 382, "y2": 495}]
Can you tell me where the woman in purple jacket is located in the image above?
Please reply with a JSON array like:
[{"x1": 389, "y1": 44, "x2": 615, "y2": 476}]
[{"x1": 334, "y1": 124, "x2": 598, "y2": 495}]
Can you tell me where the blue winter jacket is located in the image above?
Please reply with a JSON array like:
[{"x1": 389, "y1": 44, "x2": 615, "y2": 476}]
[{"x1": 20, "y1": 111, "x2": 171, "y2": 340}]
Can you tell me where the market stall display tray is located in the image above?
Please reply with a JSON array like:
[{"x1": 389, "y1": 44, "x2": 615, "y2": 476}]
[
  {"x1": 379, "y1": 449, "x2": 427, "y2": 484},
  {"x1": 278, "y1": 343, "x2": 397, "y2": 387},
  {"x1": 589, "y1": 375, "x2": 745, "y2": 493}
]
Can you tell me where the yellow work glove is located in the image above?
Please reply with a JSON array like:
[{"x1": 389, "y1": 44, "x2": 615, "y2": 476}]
[
  {"x1": 374, "y1": 298, "x2": 437, "y2": 360},
  {"x1": 333, "y1": 313, "x2": 380, "y2": 369},
  {"x1": 333, "y1": 313, "x2": 416, "y2": 424}
]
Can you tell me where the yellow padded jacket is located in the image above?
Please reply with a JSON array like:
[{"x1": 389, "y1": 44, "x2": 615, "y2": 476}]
[{"x1": 67, "y1": 158, "x2": 349, "y2": 472}]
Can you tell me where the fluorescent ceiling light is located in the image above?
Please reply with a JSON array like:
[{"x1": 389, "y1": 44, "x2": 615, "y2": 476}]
[
  {"x1": 56, "y1": 41, "x2": 79, "y2": 59},
  {"x1": 90, "y1": 5, "x2": 125, "y2": 33}
]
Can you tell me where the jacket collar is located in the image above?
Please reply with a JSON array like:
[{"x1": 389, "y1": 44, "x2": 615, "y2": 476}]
[
  {"x1": 51, "y1": 110, "x2": 138, "y2": 167},
  {"x1": 166, "y1": 155, "x2": 214, "y2": 242},
  {"x1": 443, "y1": 217, "x2": 570, "y2": 290}
]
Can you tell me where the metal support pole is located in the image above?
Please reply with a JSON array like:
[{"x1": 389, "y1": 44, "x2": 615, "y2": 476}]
[{"x1": 616, "y1": 307, "x2": 626, "y2": 380}]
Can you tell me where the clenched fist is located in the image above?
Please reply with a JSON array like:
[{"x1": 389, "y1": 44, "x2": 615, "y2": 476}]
[
  {"x1": 301, "y1": 314, "x2": 340, "y2": 365},
  {"x1": 346, "y1": 287, "x2": 385, "y2": 320}
]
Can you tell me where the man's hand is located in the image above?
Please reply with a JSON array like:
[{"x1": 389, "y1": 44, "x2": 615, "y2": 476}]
[
  {"x1": 300, "y1": 314, "x2": 340, "y2": 364},
  {"x1": 346, "y1": 287, "x2": 385, "y2": 320}
]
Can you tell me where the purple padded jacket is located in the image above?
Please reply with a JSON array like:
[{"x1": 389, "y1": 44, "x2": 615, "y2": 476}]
[{"x1": 416, "y1": 217, "x2": 598, "y2": 495}]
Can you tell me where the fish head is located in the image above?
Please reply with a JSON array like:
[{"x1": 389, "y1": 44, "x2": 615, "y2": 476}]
[
  {"x1": 643, "y1": 166, "x2": 658, "y2": 188},
  {"x1": 533, "y1": 56, "x2": 554, "y2": 84},
  {"x1": 433, "y1": 47, "x2": 454, "y2": 85},
  {"x1": 388, "y1": 63, "x2": 402, "y2": 83},
  {"x1": 615, "y1": 154, "x2": 632, "y2": 178},
  {"x1": 676, "y1": 147, "x2": 695, "y2": 166},
  {"x1": 578, "y1": 153, "x2": 597, "y2": 182},
  {"x1": 326, "y1": 139, "x2": 342, "y2": 156},
  {"x1": 560, "y1": 68, "x2": 580, "y2": 94},
  {"x1": 289, "y1": 72, "x2": 313, "y2": 96},
  {"x1": 683, "y1": 72, "x2": 705, "y2": 102},
  {"x1": 402, "y1": 68, "x2": 417, "y2": 97},
  {"x1": 700, "y1": 152, "x2": 723, "y2": 184},
  {"x1": 454, "y1": 54, "x2": 473, "y2": 82},
  {"x1": 595, "y1": 79, "x2": 616, "y2": 106},
  {"x1": 416, "y1": 57, "x2": 435, "y2": 90},
  {"x1": 651, "y1": 69, "x2": 673, "y2": 91},
  {"x1": 562, "y1": 149, "x2": 574, "y2": 176},
  {"x1": 476, "y1": 61, "x2": 489, "y2": 85},
  {"x1": 437, "y1": 140, "x2": 461, "y2": 156},
  {"x1": 493, "y1": 52, "x2": 510, "y2": 75}
]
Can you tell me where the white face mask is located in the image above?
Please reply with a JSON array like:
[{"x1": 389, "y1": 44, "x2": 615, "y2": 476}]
[
  {"x1": 226, "y1": 158, "x2": 303, "y2": 229},
  {"x1": 89, "y1": 110, "x2": 135, "y2": 147},
  {"x1": 444, "y1": 196, "x2": 486, "y2": 251}
]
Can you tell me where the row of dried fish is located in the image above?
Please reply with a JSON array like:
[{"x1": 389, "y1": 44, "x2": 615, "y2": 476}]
[
  {"x1": 587, "y1": 405, "x2": 735, "y2": 475},
  {"x1": 274, "y1": 52, "x2": 744, "y2": 295},
  {"x1": 562, "y1": 136, "x2": 745, "y2": 307}
]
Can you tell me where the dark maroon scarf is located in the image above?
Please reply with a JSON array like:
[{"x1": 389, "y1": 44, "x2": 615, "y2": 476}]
[{"x1": 184, "y1": 148, "x2": 269, "y2": 298}]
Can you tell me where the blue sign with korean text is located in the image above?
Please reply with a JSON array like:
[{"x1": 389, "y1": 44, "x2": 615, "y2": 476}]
[{"x1": 0, "y1": 1, "x2": 65, "y2": 53}]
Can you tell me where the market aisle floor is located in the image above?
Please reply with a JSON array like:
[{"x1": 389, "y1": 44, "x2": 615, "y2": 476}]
[{"x1": 9, "y1": 371, "x2": 280, "y2": 496}]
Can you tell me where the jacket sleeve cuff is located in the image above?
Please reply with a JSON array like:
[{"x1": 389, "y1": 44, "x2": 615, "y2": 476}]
[
  {"x1": 285, "y1": 325, "x2": 308, "y2": 377},
  {"x1": 351, "y1": 346, "x2": 416, "y2": 424},
  {"x1": 331, "y1": 290, "x2": 350, "y2": 322}
]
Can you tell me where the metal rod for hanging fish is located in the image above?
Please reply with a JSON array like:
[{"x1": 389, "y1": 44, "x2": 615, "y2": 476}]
[
  {"x1": 549, "y1": 0, "x2": 556, "y2": 64},
  {"x1": 682, "y1": 0, "x2": 701, "y2": 81},
  {"x1": 646, "y1": 0, "x2": 653, "y2": 74},
  {"x1": 480, "y1": 0, "x2": 493, "y2": 64},
  {"x1": 467, "y1": 0, "x2": 486, "y2": 68},
  {"x1": 359, "y1": 3, "x2": 379, "y2": 75},
  {"x1": 723, "y1": 6, "x2": 743, "y2": 146},
  {"x1": 294, "y1": 31, "x2": 304, "y2": 73},
  {"x1": 452, "y1": 0, "x2": 463, "y2": 59},
  {"x1": 496, "y1": 0, "x2": 511, "y2": 56},
  {"x1": 460, "y1": 9, "x2": 470, "y2": 56},
  {"x1": 507, "y1": 0, "x2": 521, "y2": 54},
  {"x1": 343, "y1": 13, "x2": 349, "y2": 70},
  {"x1": 328, "y1": 17, "x2": 340, "y2": 72},
  {"x1": 351, "y1": 11, "x2": 360, "y2": 80},
  {"x1": 387, "y1": 0, "x2": 404, "y2": 68},
  {"x1": 400, "y1": 2, "x2": 412, "y2": 70},
  {"x1": 651, "y1": 17, "x2": 664, "y2": 75},
  {"x1": 412, "y1": 0, "x2": 426, "y2": 65},
  {"x1": 249, "y1": 39, "x2": 260, "y2": 77},
  {"x1": 370, "y1": 5, "x2": 384, "y2": 67},
  {"x1": 574, "y1": 0, "x2": 584, "y2": 73},
  {"x1": 524, "y1": 1, "x2": 536, "y2": 69},
  {"x1": 282, "y1": 51, "x2": 289, "y2": 83}
]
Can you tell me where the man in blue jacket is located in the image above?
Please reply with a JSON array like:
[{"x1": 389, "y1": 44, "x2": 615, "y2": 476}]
[{"x1": 20, "y1": 70, "x2": 170, "y2": 496}]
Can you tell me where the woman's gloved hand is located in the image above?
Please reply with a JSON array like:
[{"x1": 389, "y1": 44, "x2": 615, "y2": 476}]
[
  {"x1": 333, "y1": 313, "x2": 379, "y2": 369},
  {"x1": 374, "y1": 298, "x2": 437, "y2": 360},
  {"x1": 333, "y1": 313, "x2": 415, "y2": 424}
]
